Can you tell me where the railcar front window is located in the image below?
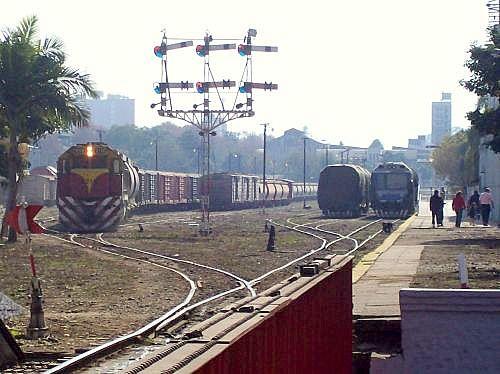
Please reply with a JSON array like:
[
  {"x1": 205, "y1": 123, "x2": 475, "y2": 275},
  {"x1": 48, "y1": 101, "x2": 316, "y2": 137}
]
[{"x1": 374, "y1": 174, "x2": 408, "y2": 190}]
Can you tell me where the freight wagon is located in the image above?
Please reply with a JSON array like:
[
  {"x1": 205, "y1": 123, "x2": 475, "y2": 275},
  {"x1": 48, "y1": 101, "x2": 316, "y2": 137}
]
[
  {"x1": 200, "y1": 173, "x2": 294, "y2": 210},
  {"x1": 317, "y1": 164, "x2": 371, "y2": 217}
]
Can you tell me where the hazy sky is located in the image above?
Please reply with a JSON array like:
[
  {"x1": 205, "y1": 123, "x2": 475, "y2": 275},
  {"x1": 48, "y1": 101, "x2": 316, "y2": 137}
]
[{"x1": 3, "y1": 1, "x2": 490, "y2": 148}]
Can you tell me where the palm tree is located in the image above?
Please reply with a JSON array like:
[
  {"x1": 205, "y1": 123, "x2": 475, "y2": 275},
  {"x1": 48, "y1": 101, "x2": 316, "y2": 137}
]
[{"x1": 0, "y1": 16, "x2": 97, "y2": 241}]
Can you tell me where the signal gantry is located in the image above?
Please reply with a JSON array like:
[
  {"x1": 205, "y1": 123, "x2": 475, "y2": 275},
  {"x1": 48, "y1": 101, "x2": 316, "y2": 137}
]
[{"x1": 151, "y1": 28, "x2": 278, "y2": 235}]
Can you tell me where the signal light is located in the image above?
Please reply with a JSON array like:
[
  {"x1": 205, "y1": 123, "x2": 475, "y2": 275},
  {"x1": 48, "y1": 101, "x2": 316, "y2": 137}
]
[
  {"x1": 154, "y1": 46, "x2": 162, "y2": 58},
  {"x1": 154, "y1": 85, "x2": 161, "y2": 94},
  {"x1": 196, "y1": 82, "x2": 206, "y2": 94},
  {"x1": 238, "y1": 44, "x2": 250, "y2": 56},
  {"x1": 239, "y1": 82, "x2": 252, "y2": 93},
  {"x1": 86, "y1": 144, "x2": 94, "y2": 158},
  {"x1": 196, "y1": 45, "x2": 207, "y2": 57}
]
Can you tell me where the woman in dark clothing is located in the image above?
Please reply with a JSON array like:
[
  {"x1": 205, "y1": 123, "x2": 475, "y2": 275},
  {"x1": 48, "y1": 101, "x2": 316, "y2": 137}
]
[
  {"x1": 452, "y1": 191, "x2": 466, "y2": 227},
  {"x1": 467, "y1": 190, "x2": 480, "y2": 226},
  {"x1": 430, "y1": 190, "x2": 444, "y2": 228}
]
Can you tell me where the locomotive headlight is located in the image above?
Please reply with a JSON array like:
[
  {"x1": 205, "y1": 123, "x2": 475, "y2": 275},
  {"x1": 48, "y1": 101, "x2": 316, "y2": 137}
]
[{"x1": 86, "y1": 144, "x2": 94, "y2": 158}]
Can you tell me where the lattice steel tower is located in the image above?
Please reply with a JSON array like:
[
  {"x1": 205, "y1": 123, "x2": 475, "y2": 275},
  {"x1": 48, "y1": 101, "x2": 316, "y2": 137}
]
[
  {"x1": 487, "y1": 0, "x2": 500, "y2": 26},
  {"x1": 151, "y1": 29, "x2": 277, "y2": 235}
]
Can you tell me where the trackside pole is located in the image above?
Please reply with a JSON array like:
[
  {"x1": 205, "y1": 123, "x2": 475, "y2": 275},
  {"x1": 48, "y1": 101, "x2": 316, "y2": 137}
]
[
  {"x1": 458, "y1": 253, "x2": 469, "y2": 289},
  {"x1": 25, "y1": 231, "x2": 48, "y2": 339}
]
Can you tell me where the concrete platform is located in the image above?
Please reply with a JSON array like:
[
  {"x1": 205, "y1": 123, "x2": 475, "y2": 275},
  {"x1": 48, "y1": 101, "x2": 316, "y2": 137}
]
[{"x1": 353, "y1": 200, "x2": 458, "y2": 318}]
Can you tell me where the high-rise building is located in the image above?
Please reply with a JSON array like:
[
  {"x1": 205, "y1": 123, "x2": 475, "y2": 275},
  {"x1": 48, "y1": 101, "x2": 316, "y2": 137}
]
[
  {"x1": 86, "y1": 94, "x2": 135, "y2": 129},
  {"x1": 431, "y1": 93, "x2": 451, "y2": 145}
]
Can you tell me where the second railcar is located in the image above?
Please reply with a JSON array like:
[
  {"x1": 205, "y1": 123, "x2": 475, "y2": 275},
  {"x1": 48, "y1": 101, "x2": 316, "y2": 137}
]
[
  {"x1": 370, "y1": 162, "x2": 419, "y2": 218},
  {"x1": 317, "y1": 164, "x2": 371, "y2": 217},
  {"x1": 135, "y1": 170, "x2": 199, "y2": 210}
]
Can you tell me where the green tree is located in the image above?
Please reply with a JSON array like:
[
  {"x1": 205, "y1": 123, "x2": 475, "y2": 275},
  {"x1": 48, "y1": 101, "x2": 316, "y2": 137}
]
[
  {"x1": 431, "y1": 129, "x2": 479, "y2": 187},
  {"x1": 0, "y1": 16, "x2": 96, "y2": 241},
  {"x1": 461, "y1": 27, "x2": 500, "y2": 152}
]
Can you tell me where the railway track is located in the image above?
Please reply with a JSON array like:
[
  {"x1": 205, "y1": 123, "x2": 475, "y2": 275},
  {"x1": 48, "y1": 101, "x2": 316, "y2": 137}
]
[
  {"x1": 37, "y1": 218, "x2": 254, "y2": 373},
  {"x1": 109, "y1": 215, "x2": 394, "y2": 373},
  {"x1": 45, "y1": 214, "x2": 394, "y2": 373},
  {"x1": 6, "y1": 208, "x2": 400, "y2": 373}
]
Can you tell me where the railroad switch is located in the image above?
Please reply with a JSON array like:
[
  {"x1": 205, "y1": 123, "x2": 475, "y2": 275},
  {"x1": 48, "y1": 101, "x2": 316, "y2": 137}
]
[
  {"x1": 267, "y1": 225, "x2": 275, "y2": 251},
  {"x1": 26, "y1": 277, "x2": 49, "y2": 339},
  {"x1": 382, "y1": 221, "x2": 393, "y2": 233}
]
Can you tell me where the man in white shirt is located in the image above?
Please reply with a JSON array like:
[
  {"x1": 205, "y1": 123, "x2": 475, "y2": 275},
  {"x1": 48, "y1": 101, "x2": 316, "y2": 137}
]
[{"x1": 479, "y1": 187, "x2": 494, "y2": 226}]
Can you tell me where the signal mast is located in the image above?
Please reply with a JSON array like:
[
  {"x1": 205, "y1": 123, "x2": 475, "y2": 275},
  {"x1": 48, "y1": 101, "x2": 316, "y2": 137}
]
[{"x1": 151, "y1": 29, "x2": 277, "y2": 235}]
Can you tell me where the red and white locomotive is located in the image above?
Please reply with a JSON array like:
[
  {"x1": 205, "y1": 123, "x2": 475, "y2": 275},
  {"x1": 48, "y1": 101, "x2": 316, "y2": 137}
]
[
  {"x1": 57, "y1": 143, "x2": 197, "y2": 232},
  {"x1": 57, "y1": 143, "x2": 139, "y2": 232}
]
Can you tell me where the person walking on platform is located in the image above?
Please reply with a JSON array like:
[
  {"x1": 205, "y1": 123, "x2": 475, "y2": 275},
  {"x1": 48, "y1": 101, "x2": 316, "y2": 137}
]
[
  {"x1": 479, "y1": 187, "x2": 494, "y2": 226},
  {"x1": 452, "y1": 191, "x2": 466, "y2": 227},
  {"x1": 430, "y1": 190, "x2": 444, "y2": 228},
  {"x1": 467, "y1": 190, "x2": 480, "y2": 226}
]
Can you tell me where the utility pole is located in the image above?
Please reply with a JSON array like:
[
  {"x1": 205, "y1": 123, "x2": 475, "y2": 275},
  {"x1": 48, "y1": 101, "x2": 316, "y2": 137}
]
[
  {"x1": 321, "y1": 140, "x2": 329, "y2": 167},
  {"x1": 262, "y1": 123, "x2": 268, "y2": 213},
  {"x1": 155, "y1": 138, "x2": 158, "y2": 171},
  {"x1": 154, "y1": 138, "x2": 159, "y2": 204},
  {"x1": 303, "y1": 137, "x2": 307, "y2": 209},
  {"x1": 152, "y1": 29, "x2": 277, "y2": 235},
  {"x1": 97, "y1": 129, "x2": 105, "y2": 143},
  {"x1": 197, "y1": 148, "x2": 200, "y2": 174}
]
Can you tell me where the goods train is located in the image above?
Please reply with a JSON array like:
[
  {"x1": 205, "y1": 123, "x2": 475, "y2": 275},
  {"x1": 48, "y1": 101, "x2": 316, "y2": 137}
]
[
  {"x1": 370, "y1": 162, "x2": 419, "y2": 218},
  {"x1": 57, "y1": 143, "x2": 317, "y2": 232},
  {"x1": 200, "y1": 174, "x2": 317, "y2": 210},
  {"x1": 317, "y1": 164, "x2": 371, "y2": 217}
]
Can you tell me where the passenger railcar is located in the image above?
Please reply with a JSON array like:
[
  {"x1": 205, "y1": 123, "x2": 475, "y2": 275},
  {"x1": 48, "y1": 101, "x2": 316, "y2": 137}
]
[
  {"x1": 370, "y1": 162, "x2": 419, "y2": 218},
  {"x1": 317, "y1": 164, "x2": 371, "y2": 217}
]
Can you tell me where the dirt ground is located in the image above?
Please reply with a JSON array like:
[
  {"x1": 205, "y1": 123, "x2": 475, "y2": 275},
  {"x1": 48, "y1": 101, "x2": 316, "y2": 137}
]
[
  {"x1": 410, "y1": 218, "x2": 499, "y2": 289},
  {"x1": 1, "y1": 201, "x2": 387, "y2": 357}
]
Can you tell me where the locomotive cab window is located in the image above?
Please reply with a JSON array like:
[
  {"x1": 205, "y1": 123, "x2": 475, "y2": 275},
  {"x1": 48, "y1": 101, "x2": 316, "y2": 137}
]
[
  {"x1": 374, "y1": 174, "x2": 408, "y2": 190},
  {"x1": 113, "y1": 159, "x2": 120, "y2": 174}
]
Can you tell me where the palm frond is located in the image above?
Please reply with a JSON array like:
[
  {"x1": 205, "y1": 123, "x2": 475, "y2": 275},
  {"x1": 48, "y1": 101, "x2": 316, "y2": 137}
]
[
  {"x1": 14, "y1": 15, "x2": 38, "y2": 44},
  {"x1": 58, "y1": 67, "x2": 98, "y2": 99},
  {"x1": 42, "y1": 37, "x2": 65, "y2": 62}
]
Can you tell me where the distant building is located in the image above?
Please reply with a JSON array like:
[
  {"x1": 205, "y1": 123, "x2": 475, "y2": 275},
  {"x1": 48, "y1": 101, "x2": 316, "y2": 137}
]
[
  {"x1": 408, "y1": 135, "x2": 427, "y2": 150},
  {"x1": 431, "y1": 93, "x2": 451, "y2": 145},
  {"x1": 86, "y1": 94, "x2": 135, "y2": 129},
  {"x1": 367, "y1": 139, "x2": 384, "y2": 169}
]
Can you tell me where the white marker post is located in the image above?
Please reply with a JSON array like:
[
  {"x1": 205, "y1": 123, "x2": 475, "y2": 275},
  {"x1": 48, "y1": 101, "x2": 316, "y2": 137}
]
[{"x1": 458, "y1": 253, "x2": 469, "y2": 289}]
